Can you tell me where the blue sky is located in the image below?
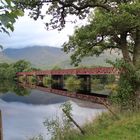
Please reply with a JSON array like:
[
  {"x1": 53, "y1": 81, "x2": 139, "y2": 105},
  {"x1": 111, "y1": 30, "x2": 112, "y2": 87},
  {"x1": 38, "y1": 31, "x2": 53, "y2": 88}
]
[{"x1": 0, "y1": 12, "x2": 85, "y2": 49}]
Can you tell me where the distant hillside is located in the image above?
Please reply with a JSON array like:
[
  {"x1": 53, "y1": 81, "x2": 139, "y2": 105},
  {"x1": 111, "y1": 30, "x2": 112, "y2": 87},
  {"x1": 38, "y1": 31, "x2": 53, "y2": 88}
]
[
  {"x1": 3, "y1": 46, "x2": 120, "y2": 69},
  {"x1": 0, "y1": 52, "x2": 13, "y2": 63},
  {"x1": 3, "y1": 46, "x2": 69, "y2": 69}
]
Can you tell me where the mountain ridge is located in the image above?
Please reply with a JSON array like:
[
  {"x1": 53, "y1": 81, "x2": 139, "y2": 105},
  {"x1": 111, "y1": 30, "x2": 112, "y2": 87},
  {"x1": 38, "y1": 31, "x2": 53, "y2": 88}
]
[{"x1": 1, "y1": 46, "x2": 120, "y2": 69}]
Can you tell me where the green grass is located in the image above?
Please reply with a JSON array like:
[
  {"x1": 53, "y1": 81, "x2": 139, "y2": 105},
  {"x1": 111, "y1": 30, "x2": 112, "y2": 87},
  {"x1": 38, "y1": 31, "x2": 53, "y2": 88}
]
[{"x1": 63, "y1": 112, "x2": 140, "y2": 140}]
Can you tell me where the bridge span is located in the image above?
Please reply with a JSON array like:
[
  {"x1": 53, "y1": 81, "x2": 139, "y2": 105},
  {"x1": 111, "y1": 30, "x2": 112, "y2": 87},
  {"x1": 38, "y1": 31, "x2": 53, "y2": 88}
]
[
  {"x1": 16, "y1": 67, "x2": 119, "y2": 76},
  {"x1": 16, "y1": 67, "x2": 119, "y2": 101}
]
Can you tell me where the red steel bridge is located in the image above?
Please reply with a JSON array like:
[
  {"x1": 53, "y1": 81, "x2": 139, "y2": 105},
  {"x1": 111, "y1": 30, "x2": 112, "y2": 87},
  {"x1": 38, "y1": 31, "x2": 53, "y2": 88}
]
[
  {"x1": 17, "y1": 67, "x2": 119, "y2": 103},
  {"x1": 16, "y1": 67, "x2": 119, "y2": 76}
]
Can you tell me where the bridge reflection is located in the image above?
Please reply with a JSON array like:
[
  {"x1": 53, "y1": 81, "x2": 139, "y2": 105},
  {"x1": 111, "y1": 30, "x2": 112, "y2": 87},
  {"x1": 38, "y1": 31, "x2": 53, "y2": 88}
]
[{"x1": 19, "y1": 83, "x2": 108, "y2": 105}]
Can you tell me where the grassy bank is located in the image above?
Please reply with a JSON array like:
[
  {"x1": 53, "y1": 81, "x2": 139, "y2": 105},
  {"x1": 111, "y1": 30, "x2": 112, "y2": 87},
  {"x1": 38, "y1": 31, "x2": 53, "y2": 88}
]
[{"x1": 63, "y1": 111, "x2": 140, "y2": 140}]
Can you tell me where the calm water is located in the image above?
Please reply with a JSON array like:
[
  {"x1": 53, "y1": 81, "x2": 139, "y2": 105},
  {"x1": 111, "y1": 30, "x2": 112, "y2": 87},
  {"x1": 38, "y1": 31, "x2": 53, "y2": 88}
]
[{"x1": 0, "y1": 81, "x2": 105, "y2": 140}]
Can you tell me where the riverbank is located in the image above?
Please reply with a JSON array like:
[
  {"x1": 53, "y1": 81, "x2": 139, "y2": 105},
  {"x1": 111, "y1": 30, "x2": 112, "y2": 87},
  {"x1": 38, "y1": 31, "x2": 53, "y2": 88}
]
[
  {"x1": 71, "y1": 98, "x2": 106, "y2": 109},
  {"x1": 61, "y1": 111, "x2": 140, "y2": 140}
]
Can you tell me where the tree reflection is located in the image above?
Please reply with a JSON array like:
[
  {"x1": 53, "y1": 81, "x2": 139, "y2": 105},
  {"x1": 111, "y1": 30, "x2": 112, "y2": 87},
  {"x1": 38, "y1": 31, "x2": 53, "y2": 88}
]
[{"x1": 0, "y1": 80, "x2": 31, "y2": 96}]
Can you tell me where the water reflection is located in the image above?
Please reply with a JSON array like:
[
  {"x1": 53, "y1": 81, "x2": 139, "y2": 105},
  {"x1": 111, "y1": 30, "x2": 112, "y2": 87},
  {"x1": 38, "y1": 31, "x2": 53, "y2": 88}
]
[
  {"x1": 0, "y1": 80, "x2": 68, "y2": 105},
  {"x1": 0, "y1": 80, "x2": 30, "y2": 96},
  {"x1": 43, "y1": 75, "x2": 114, "y2": 96},
  {"x1": 0, "y1": 80, "x2": 105, "y2": 140}
]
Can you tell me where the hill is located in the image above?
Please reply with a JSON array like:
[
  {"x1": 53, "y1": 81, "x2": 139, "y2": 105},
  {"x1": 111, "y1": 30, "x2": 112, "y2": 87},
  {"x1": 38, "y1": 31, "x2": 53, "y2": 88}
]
[
  {"x1": 0, "y1": 51, "x2": 13, "y2": 63},
  {"x1": 2, "y1": 46, "x2": 120, "y2": 69}
]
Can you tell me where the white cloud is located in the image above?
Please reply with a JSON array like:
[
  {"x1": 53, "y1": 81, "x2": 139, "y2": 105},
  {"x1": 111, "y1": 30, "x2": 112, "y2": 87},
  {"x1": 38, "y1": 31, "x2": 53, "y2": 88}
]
[{"x1": 0, "y1": 12, "x2": 86, "y2": 49}]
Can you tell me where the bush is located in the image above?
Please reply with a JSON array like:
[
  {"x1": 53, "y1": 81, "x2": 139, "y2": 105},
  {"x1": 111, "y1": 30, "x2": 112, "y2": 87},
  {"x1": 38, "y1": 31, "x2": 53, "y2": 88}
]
[
  {"x1": 44, "y1": 102, "x2": 73, "y2": 140},
  {"x1": 108, "y1": 59, "x2": 140, "y2": 111},
  {"x1": 18, "y1": 76, "x2": 26, "y2": 82},
  {"x1": 64, "y1": 76, "x2": 82, "y2": 92},
  {"x1": 43, "y1": 76, "x2": 52, "y2": 87},
  {"x1": 28, "y1": 76, "x2": 36, "y2": 84}
]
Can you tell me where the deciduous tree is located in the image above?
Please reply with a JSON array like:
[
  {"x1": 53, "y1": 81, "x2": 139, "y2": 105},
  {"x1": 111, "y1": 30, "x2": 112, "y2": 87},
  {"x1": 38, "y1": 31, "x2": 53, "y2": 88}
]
[{"x1": 11, "y1": 0, "x2": 140, "y2": 99}]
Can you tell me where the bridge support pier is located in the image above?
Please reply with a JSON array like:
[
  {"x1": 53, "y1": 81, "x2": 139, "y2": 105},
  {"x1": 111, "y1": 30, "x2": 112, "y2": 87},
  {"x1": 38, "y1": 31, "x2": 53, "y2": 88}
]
[
  {"x1": 115, "y1": 75, "x2": 120, "y2": 82},
  {"x1": 36, "y1": 75, "x2": 44, "y2": 86},
  {"x1": 51, "y1": 75, "x2": 64, "y2": 89},
  {"x1": 77, "y1": 75, "x2": 91, "y2": 93}
]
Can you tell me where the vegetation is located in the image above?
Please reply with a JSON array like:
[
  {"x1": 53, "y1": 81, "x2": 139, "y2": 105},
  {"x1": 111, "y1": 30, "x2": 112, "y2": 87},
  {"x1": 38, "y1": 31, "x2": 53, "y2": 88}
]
[
  {"x1": 17, "y1": 0, "x2": 140, "y2": 107},
  {"x1": 90, "y1": 75, "x2": 116, "y2": 93},
  {"x1": 19, "y1": 0, "x2": 139, "y2": 110},
  {"x1": 28, "y1": 76, "x2": 36, "y2": 85},
  {"x1": 18, "y1": 76, "x2": 26, "y2": 83},
  {"x1": 0, "y1": 1, "x2": 139, "y2": 140},
  {"x1": 29, "y1": 101, "x2": 140, "y2": 140},
  {"x1": 43, "y1": 76, "x2": 52, "y2": 88},
  {"x1": 0, "y1": 0, "x2": 24, "y2": 37},
  {"x1": 0, "y1": 80, "x2": 30, "y2": 96},
  {"x1": 0, "y1": 60, "x2": 35, "y2": 80},
  {"x1": 29, "y1": 102, "x2": 74, "y2": 140},
  {"x1": 15, "y1": 0, "x2": 140, "y2": 71},
  {"x1": 64, "y1": 76, "x2": 82, "y2": 92},
  {"x1": 52, "y1": 111, "x2": 140, "y2": 140},
  {"x1": 61, "y1": 0, "x2": 140, "y2": 105}
]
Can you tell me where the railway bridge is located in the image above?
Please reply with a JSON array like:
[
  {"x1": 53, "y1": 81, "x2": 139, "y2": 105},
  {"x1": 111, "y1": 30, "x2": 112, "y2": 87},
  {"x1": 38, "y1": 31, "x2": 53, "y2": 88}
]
[
  {"x1": 16, "y1": 67, "x2": 119, "y2": 83},
  {"x1": 16, "y1": 67, "x2": 120, "y2": 103},
  {"x1": 16, "y1": 67, "x2": 119, "y2": 87}
]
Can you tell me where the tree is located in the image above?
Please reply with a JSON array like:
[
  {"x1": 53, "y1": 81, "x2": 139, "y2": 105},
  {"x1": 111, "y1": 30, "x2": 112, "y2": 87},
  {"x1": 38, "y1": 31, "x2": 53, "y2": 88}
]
[
  {"x1": 15, "y1": 1, "x2": 140, "y2": 107},
  {"x1": 0, "y1": 0, "x2": 24, "y2": 50},
  {"x1": 13, "y1": 60, "x2": 32, "y2": 73},
  {"x1": 0, "y1": 0, "x2": 24, "y2": 35},
  {"x1": 63, "y1": 1, "x2": 140, "y2": 67},
  {"x1": 15, "y1": 0, "x2": 140, "y2": 68}
]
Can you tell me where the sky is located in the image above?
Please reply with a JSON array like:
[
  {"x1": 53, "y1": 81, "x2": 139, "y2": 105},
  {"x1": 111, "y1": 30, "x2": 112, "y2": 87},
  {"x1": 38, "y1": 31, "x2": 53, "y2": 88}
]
[{"x1": 0, "y1": 12, "x2": 86, "y2": 49}]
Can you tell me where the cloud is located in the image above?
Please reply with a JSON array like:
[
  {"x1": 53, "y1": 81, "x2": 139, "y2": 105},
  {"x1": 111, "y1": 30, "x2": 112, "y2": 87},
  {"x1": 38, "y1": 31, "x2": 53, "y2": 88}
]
[{"x1": 0, "y1": 12, "x2": 86, "y2": 49}]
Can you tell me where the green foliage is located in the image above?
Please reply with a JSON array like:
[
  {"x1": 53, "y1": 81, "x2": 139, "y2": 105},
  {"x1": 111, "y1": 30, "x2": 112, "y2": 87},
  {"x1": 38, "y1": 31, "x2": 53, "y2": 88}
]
[
  {"x1": 60, "y1": 101, "x2": 73, "y2": 118},
  {"x1": 0, "y1": 0, "x2": 24, "y2": 35},
  {"x1": 43, "y1": 76, "x2": 52, "y2": 87},
  {"x1": 61, "y1": 1, "x2": 140, "y2": 68},
  {"x1": 108, "y1": 59, "x2": 140, "y2": 110},
  {"x1": 64, "y1": 76, "x2": 82, "y2": 92},
  {"x1": 30, "y1": 108, "x2": 140, "y2": 140},
  {"x1": 57, "y1": 111, "x2": 140, "y2": 140},
  {"x1": 106, "y1": 75, "x2": 116, "y2": 84},
  {"x1": 105, "y1": 84, "x2": 118, "y2": 94},
  {"x1": 13, "y1": 85, "x2": 30, "y2": 96},
  {"x1": 18, "y1": 76, "x2": 26, "y2": 83},
  {"x1": 13, "y1": 60, "x2": 32, "y2": 73},
  {"x1": 28, "y1": 76, "x2": 36, "y2": 85},
  {"x1": 91, "y1": 78, "x2": 104, "y2": 91},
  {"x1": 43, "y1": 101, "x2": 73, "y2": 140},
  {"x1": 0, "y1": 60, "x2": 34, "y2": 79},
  {"x1": 0, "y1": 80, "x2": 30, "y2": 96},
  {"x1": 51, "y1": 65, "x2": 62, "y2": 70}
]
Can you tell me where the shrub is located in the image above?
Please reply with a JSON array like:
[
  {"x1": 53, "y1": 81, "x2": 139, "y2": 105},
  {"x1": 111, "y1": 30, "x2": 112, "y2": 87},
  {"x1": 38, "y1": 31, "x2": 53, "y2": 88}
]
[
  {"x1": 43, "y1": 76, "x2": 52, "y2": 87},
  {"x1": 64, "y1": 76, "x2": 82, "y2": 92},
  {"x1": 28, "y1": 76, "x2": 36, "y2": 84}
]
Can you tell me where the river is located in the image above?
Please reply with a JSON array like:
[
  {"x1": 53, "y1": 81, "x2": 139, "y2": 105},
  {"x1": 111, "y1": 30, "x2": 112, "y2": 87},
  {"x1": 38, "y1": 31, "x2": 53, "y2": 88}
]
[{"x1": 0, "y1": 81, "x2": 105, "y2": 140}]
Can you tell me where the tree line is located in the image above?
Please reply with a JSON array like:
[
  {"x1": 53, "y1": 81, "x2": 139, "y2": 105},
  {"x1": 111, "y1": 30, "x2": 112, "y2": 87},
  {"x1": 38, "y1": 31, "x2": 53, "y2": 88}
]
[{"x1": 0, "y1": 60, "x2": 38, "y2": 79}]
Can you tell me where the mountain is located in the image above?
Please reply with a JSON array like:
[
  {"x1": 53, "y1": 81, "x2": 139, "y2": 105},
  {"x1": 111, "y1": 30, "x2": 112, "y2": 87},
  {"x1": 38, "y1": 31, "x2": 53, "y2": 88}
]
[
  {"x1": 0, "y1": 51, "x2": 13, "y2": 63},
  {"x1": 3, "y1": 46, "x2": 69, "y2": 69},
  {"x1": 2, "y1": 46, "x2": 120, "y2": 69}
]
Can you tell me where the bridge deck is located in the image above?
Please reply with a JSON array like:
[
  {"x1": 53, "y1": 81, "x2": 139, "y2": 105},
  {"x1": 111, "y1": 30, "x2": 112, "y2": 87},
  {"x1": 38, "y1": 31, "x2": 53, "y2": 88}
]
[{"x1": 17, "y1": 67, "x2": 119, "y2": 76}]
